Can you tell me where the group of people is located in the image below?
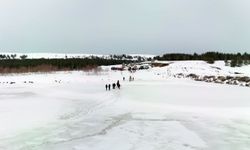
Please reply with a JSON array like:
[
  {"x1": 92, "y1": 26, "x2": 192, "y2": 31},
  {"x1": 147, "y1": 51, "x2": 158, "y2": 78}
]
[
  {"x1": 105, "y1": 76, "x2": 135, "y2": 91},
  {"x1": 105, "y1": 80, "x2": 121, "y2": 91},
  {"x1": 129, "y1": 76, "x2": 135, "y2": 81},
  {"x1": 122, "y1": 76, "x2": 135, "y2": 82}
]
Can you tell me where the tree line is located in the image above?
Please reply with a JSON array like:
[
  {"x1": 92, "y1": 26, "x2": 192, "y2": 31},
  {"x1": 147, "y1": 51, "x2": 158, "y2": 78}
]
[
  {"x1": 0, "y1": 53, "x2": 152, "y2": 73},
  {"x1": 154, "y1": 52, "x2": 250, "y2": 67},
  {"x1": 0, "y1": 57, "x2": 134, "y2": 73},
  {"x1": 0, "y1": 52, "x2": 248, "y2": 73},
  {"x1": 0, "y1": 54, "x2": 28, "y2": 60}
]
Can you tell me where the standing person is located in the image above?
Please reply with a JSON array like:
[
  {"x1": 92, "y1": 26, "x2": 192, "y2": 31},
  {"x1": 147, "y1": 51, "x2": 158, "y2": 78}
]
[
  {"x1": 105, "y1": 84, "x2": 108, "y2": 91},
  {"x1": 108, "y1": 84, "x2": 111, "y2": 90},
  {"x1": 112, "y1": 83, "x2": 116, "y2": 89},
  {"x1": 123, "y1": 77, "x2": 125, "y2": 81},
  {"x1": 117, "y1": 80, "x2": 121, "y2": 89}
]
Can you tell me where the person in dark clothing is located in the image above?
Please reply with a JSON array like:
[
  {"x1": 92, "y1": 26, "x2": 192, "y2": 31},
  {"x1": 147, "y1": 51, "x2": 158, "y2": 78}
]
[
  {"x1": 112, "y1": 83, "x2": 116, "y2": 89},
  {"x1": 117, "y1": 80, "x2": 121, "y2": 89},
  {"x1": 123, "y1": 77, "x2": 125, "y2": 81},
  {"x1": 108, "y1": 84, "x2": 111, "y2": 90},
  {"x1": 105, "y1": 84, "x2": 108, "y2": 91}
]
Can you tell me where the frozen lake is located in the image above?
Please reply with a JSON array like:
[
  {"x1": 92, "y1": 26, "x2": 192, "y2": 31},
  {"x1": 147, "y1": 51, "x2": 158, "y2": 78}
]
[{"x1": 0, "y1": 62, "x2": 250, "y2": 150}]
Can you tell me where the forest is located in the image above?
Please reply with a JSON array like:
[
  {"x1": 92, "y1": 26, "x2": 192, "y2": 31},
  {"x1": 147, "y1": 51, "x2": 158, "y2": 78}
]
[
  {"x1": 154, "y1": 52, "x2": 250, "y2": 67},
  {"x1": 0, "y1": 56, "x2": 134, "y2": 73}
]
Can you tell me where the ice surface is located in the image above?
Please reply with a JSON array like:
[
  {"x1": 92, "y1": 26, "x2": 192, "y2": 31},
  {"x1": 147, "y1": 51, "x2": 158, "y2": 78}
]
[{"x1": 0, "y1": 61, "x2": 250, "y2": 150}]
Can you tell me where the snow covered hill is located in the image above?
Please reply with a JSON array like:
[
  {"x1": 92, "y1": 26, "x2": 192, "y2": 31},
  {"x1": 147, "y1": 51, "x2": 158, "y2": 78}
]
[
  {"x1": 0, "y1": 61, "x2": 249, "y2": 150},
  {"x1": 111, "y1": 60, "x2": 250, "y2": 87},
  {"x1": 166, "y1": 60, "x2": 250, "y2": 76},
  {"x1": 0, "y1": 53, "x2": 155, "y2": 60}
]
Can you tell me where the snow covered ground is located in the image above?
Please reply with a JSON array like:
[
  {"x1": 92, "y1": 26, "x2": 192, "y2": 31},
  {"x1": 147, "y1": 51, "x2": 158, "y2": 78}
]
[
  {"x1": 153, "y1": 60, "x2": 250, "y2": 77},
  {"x1": 0, "y1": 61, "x2": 250, "y2": 150}
]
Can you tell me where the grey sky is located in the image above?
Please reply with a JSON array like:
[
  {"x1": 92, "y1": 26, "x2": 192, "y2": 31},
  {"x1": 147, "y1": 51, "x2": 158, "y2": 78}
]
[{"x1": 0, "y1": 0, "x2": 250, "y2": 54}]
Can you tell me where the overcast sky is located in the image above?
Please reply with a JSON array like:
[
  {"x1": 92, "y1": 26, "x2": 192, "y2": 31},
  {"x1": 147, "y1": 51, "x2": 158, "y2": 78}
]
[{"x1": 0, "y1": 0, "x2": 250, "y2": 54}]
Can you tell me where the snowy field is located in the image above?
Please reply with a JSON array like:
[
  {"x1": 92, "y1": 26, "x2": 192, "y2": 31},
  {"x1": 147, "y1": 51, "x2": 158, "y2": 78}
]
[{"x1": 0, "y1": 61, "x2": 250, "y2": 150}]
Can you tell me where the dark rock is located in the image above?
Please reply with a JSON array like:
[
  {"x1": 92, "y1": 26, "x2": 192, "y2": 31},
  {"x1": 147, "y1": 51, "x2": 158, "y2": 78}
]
[
  {"x1": 187, "y1": 73, "x2": 198, "y2": 79},
  {"x1": 226, "y1": 76, "x2": 234, "y2": 80},
  {"x1": 217, "y1": 76, "x2": 227, "y2": 82},
  {"x1": 238, "y1": 76, "x2": 250, "y2": 82}
]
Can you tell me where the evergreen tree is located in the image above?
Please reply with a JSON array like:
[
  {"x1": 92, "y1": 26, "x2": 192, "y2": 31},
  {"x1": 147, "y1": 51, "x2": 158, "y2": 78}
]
[
  {"x1": 20, "y1": 55, "x2": 28, "y2": 60},
  {"x1": 230, "y1": 58, "x2": 237, "y2": 67},
  {"x1": 11, "y1": 54, "x2": 17, "y2": 59}
]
